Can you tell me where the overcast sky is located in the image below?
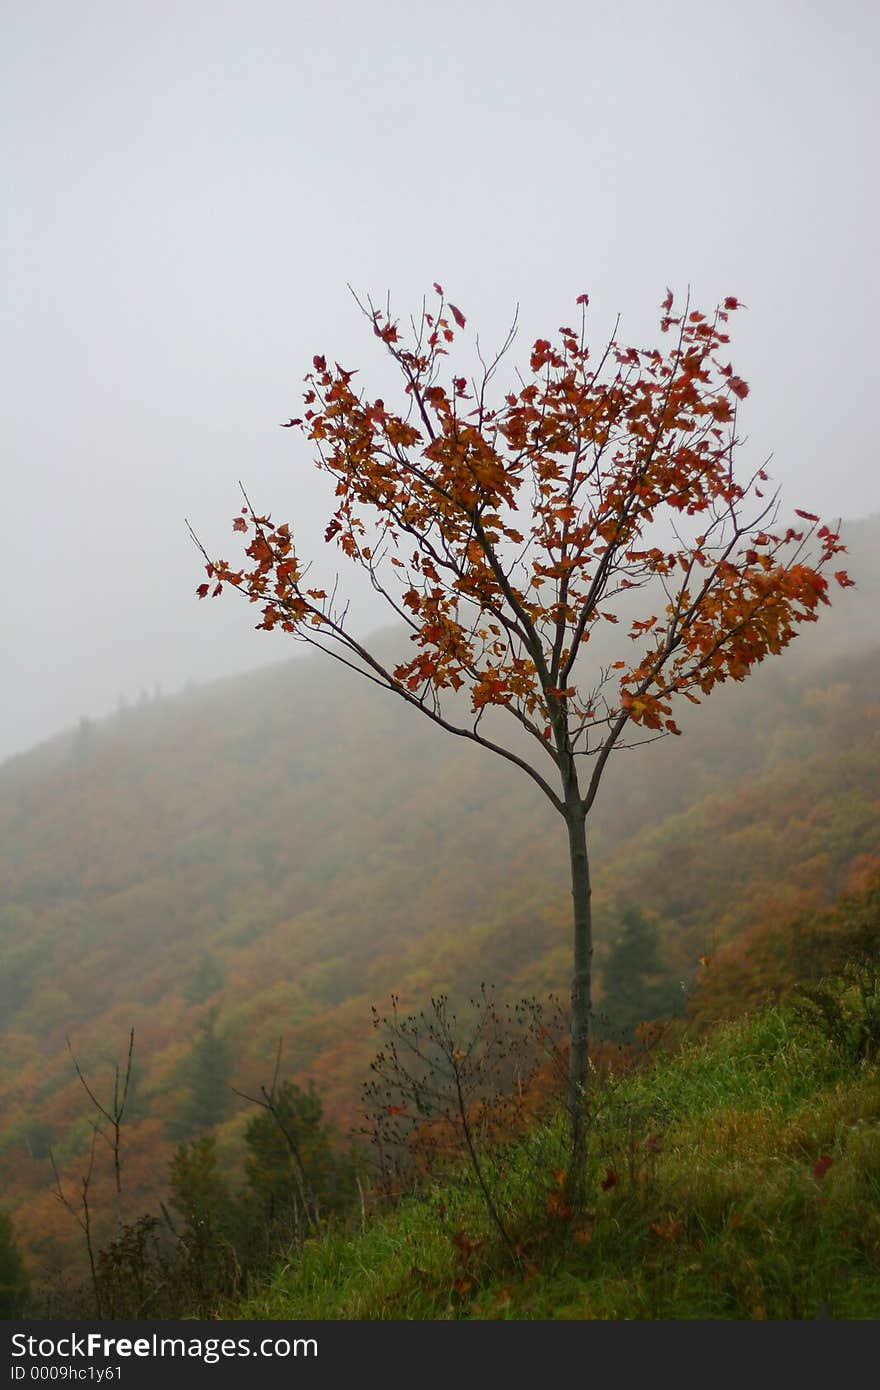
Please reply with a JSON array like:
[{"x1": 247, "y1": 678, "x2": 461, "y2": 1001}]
[{"x1": 2, "y1": 0, "x2": 878, "y2": 763}]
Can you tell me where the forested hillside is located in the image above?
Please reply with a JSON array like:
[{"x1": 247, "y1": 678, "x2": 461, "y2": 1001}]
[{"x1": 1, "y1": 516, "x2": 877, "y2": 1285}]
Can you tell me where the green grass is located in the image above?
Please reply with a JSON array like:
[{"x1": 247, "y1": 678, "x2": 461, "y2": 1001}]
[{"x1": 231, "y1": 1005, "x2": 880, "y2": 1320}]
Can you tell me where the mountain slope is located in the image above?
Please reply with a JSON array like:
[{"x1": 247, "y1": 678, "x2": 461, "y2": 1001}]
[{"x1": 1, "y1": 516, "x2": 878, "y2": 1277}]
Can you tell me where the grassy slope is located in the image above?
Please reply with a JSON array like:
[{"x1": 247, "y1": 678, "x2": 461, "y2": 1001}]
[{"x1": 235, "y1": 1004, "x2": 880, "y2": 1320}]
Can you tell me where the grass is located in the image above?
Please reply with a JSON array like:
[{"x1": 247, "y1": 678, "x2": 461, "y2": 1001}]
[{"x1": 230, "y1": 1003, "x2": 880, "y2": 1320}]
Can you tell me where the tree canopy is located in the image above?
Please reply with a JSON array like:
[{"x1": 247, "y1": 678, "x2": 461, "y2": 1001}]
[{"x1": 199, "y1": 286, "x2": 850, "y2": 820}]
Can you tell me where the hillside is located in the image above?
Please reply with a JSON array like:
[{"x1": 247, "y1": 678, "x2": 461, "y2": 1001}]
[
  {"x1": 234, "y1": 996, "x2": 880, "y2": 1320},
  {"x1": 1, "y1": 515, "x2": 878, "y2": 1284}
]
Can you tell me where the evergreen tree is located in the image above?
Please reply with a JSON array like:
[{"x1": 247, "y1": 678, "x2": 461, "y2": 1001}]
[
  {"x1": 168, "y1": 1135, "x2": 242, "y2": 1291},
  {"x1": 183, "y1": 952, "x2": 225, "y2": 1004},
  {"x1": 243, "y1": 1081, "x2": 358, "y2": 1237},
  {"x1": 596, "y1": 906, "x2": 683, "y2": 1043},
  {"x1": 167, "y1": 1008, "x2": 233, "y2": 1137},
  {"x1": 0, "y1": 1210, "x2": 30, "y2": 1317},
  {"x1": 169, "y1": 1135, "x2": 234, "y2": 1240}
]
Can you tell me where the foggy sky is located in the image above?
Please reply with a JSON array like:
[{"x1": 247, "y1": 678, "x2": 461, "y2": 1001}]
[{"x1": 2, "y1": 0, "x2": 878, "y2": 764}]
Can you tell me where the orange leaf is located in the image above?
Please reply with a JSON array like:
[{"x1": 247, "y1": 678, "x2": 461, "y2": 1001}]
[{"x1": 649, "y1": 1216, "x2": 682, "y2": 1240}]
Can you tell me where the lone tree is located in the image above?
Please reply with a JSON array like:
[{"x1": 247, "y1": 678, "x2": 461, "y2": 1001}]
[{"x1": 193, "y1": 285, "x2": 851, "y2": 1188}]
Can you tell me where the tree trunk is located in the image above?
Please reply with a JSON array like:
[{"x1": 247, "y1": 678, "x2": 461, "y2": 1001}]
[{"x1": 565, "y1": 804, "x2": 592, "y2": 1201}]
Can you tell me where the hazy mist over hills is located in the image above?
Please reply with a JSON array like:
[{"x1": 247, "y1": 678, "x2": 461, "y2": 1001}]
[
  {"x1": 4, "y1": 509, "x2": 876, "y2": 775},
  {"x1": 3, "y1": 1, "x2": 878, "y2": 765}
]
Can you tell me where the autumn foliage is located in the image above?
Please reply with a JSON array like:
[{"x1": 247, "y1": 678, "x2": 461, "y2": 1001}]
[{"x1": 200, "y1": 285, "x2": 849, "y2": 789}]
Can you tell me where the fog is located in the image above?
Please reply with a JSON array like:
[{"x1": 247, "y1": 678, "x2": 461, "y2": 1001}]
[{"x1": 2, "y1": 0, "x2": 877, "y2": 763}]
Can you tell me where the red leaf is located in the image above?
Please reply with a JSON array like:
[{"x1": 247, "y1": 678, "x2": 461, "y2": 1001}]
[
  {"x1": 834, "y1": 570, "x2": 855, "y2": 587},
  {"x1": 576, "y1": 293, "x2": 590, "y2": 306},
  {"x1": 723, "y1": 296, "x2": 740, "y2": 310},
  {"x1": 813, "y1": 1155, "x2": 833, "y2": 1180},
  {"x1": 449, "y1": 303, "x2": 466, "y2": 329},
  {"x1": 232, "y1": 516, "x2": 248, "y2": 532},
  {"x1": 279, "y1": 418, "x2": 302, "y2": 428},
  {"x1": 433, "y1": 282, "x2": 444, "y2": 296},
  {"x1": 727, "y1": 375, "x2": 749, "y2": 400},
  {"x1": 196, "y1": 583, "x2": 210, "y2": 599},
  {"x1": 794, "y1": 509, "x2": 819, "y2": 522},
  {"x1": 601, "y1": 1167, "x2": 618, "y2": 1191},
  {"x1": 384, "y1": 1104, "x2": 407, "y2": 1116},
  {"x1": 661, "y1": 288, "x2": 674, "y2": 312},
  {"x1": 452, "y1": 1231, "x2": 484, "y2": 1255}
]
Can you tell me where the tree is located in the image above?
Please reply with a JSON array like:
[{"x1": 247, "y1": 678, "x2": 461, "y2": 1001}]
[
  {"x1": 168, "y1": 1008, "x2": 233, "y2": 1137},
  {"x1": 0, "y1": 1210, "x2": 30, "y2": 1317},
  {"x1": 183, "y1": 951, "x2": 225, "y2": 1005},
  {"x1": 169, "y1": 1135, "x2": 235, "y2": 1244},
  {"x1": 596, "y1": 905, "x2": 682, "y2": 1043},
  {"x1": 242, "y1": 1080, "x2": 358, "y2": 1237},
  {"x1": 168, "y1": 1135, "x2": 242, "y2": 1295},
  {"x1": 195, "y1": 284, "x2": 851, "y2": 1194}
]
